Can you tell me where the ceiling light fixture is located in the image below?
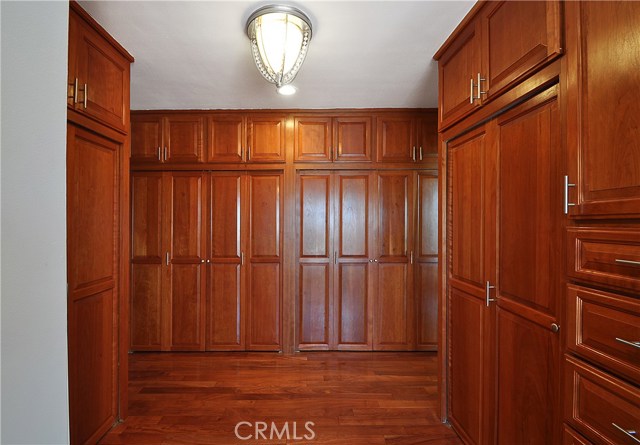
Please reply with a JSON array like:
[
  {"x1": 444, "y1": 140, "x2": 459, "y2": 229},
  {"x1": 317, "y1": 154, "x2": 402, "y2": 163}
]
[{"x1": 246, "y1": 4, "x2": 312, "y2": 94}]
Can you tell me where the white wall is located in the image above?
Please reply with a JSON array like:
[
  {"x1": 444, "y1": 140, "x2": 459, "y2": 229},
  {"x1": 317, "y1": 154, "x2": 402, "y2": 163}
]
[{"x1": 1, "y1": 2, "x2": 70, "y2": 444}]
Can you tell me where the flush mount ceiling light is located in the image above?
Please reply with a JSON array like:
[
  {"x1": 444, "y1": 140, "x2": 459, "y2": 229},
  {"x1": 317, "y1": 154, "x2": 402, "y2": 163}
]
[{"x1": 246, "y1": 4, "x2": 313, "y2": 94}]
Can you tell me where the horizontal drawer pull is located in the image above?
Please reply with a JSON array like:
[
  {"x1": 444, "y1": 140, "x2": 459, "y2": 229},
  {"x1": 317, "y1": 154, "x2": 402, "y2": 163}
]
[
  {"x1": 616, "y1": 259, "x2": 640, "y2": 267},
  {"x1": 612, "y1": 423, "x2": 640, "y2": 443},
  {"x1": 616, "y1": 337, "x2": 640, "y2": 349}
]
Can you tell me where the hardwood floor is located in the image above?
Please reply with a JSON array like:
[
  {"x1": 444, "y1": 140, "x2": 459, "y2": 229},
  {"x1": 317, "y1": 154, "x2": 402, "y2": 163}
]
[{"x1": 99, "y1": 352, "x2": 461, "y2": 444}]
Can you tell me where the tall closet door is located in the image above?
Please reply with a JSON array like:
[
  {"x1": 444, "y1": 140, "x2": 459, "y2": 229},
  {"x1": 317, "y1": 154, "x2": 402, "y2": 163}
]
[
  {"x1": 247, "y1": 172, "x2": 283, "y2": 350},
  {"x1": 495, "y1": 85, "x2": 561, "y2": 445},
  {"x1": 333, "y1": 172, "x2": 374, "y2": 350},
  {"x1": 165, "y1": 172, "x2": 206, "y2": 350},
  {"x1": 67, "y1": 124, "x2": 120, "y2": 445},
  {"x1": 447, "y1": 124, "x2": 496, "y2": 445},
  {"x1": 374, "y1": 171, "x2": 414, "y2": 350},
  {"x1": 206, "y1": 173, "x2": 246, "y2": 350},
  {"x1": 130, "y1": 172, "x2": 163, "y2": 351},
  {"x1": 297, "y1": 173, "x2": 333, "y2": 350}
]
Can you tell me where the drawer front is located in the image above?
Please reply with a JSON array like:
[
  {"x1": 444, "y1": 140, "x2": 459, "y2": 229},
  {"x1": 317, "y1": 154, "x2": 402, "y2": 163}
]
[
  {"x1": 567, "y1": 228, "x2": 640, "y2": 293},
  {"x1": 567, "y1": 285, "x2": 640, "y2": 385},
  {"x1": 565, "y1": 355, "x2": 640, "y2": 445},
  {"x1": 564, "y1": 425, "x2": 593, "y2": 445}
]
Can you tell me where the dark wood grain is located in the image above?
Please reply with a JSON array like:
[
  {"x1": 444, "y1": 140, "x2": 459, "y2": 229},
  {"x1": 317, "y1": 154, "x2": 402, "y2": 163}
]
[
  {"x1": 164, "y1": 115, "x2": 204, "y2": 164},
  {"x1": 376, "y1": 115, "x2": 416, "y2": 163},
  {"x1": 207, "y1": 116, "x2": 245, "y2": 163}
]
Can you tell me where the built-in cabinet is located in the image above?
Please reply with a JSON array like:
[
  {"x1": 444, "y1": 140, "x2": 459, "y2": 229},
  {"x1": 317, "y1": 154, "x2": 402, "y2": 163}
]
[
  {"x1": 376, "y1": 113, "x2": 437, "y2": 162},
  {"x1": 294, "y1": 115, "x2": 373, "y2": 162}
]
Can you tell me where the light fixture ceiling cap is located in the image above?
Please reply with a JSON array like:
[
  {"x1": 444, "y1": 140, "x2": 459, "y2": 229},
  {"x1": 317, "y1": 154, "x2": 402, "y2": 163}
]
[{"x1": 246, "y1": 4, "x2": 313, "y2": 39}]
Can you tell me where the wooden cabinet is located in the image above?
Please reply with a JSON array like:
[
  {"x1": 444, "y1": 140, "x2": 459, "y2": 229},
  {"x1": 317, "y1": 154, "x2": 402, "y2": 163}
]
[
  {"x1": 294, "y1": 115, "x2": 373, "y2": 162},
  {"x1": 207, "y1": 116, "x2": 245, "y2": 163},
  {"x1": 435, "y1": 1, "x2": 562, "y2": 129},
  {"x1": 68, "y1": 5, "x2": 132, "y2": 132},
  {"x1": 246, "y1": 115, "x2": 286, "y2": 162},
  {"x1": 565, "y1": 1, "x2": 640, "y2": 218},
  {"x1": 131, "y1": 114, "x2": 204, "y2": 164},
  {"x1": 377, "y1": 111, "x2": 438, "y2": 163}
]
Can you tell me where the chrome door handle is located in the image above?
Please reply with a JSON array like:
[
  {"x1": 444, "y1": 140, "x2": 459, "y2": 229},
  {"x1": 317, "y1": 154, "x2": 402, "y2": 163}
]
[
  {"x1": 616, "y1": 337, "x2": 640, "y2": 349},
  {"x1": 165, "y1": 252, "x2": 170, "y2": 266},
  {"x1": 615, "y1": 259, "x2": 640, "y2": 267},
  {"x1": 164, "y1": 147, "x2": 168, "y2": 162},
  {"x1": 551, "y1": 323, "x2": 560, "y2": 333},
  {"x1": 410, "y1": 251, "x2": 414, "y2": 264},
  {"x1": 157, "y1": 147, "x2": 162, "y2": 161},
  {"x1": 564, "y1": 175, "x2": 576, "y2": 214},
  {"x1": 485, "y1": 281, "x2": 496, "y2": 307},
  {"x1": 612, "y1": 423, "x2": 640, "y2": 443},
  {"x1": 470, "y1": 78, "x2": 475, "y2": 104},
  {"x1": 477, "y1": 73, "x2": 486, "y2": 99},
  {"x1": 241, "y1": 251, "x2": 245, "y2": 266},
  {"x1": 419, "y1": 146, "x2": 423, "y2": 161}
]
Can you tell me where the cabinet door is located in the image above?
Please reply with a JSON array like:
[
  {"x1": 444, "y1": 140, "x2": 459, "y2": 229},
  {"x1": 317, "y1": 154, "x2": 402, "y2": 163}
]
[
  {"x1": 416, "y1": 112, "x2": 438, "y2": 160},
  {"x1": 247, "y1": 115, "x2": 286, "y2": 162},
  {"x1": 334, "y1": 173, "x2": 374, "y2": 350},
  {"x1": 415, "y1": 173, "x2": 438, "y2": 350},
  {"x1": 374, "y1": 172, "x2": 414, "y2": 350},
  {"x1": 495, "y1": 86, "x2": 561, "y2": 445},
  {"x1": 438, "y1": 18, "x2": 482, "y2": 128},
  {"x1": 67, "y1": 124, "x2": 119, "y2": 445},
  {"x1": 130, "y1": 172, "x2": 163, "y2": 351},
  {"x1": 166, "y1": 172, "x2": 206, "y2": 350},
  {"x1": 206, "y1": 173, "x2": 245, "y2": 350},
  {"x1": 207, "y1": 116, "x2": 244, "y2": 163},
  {"x1": 294, "y1": 116, "x2": 332, "y2": 162},
  {"x1": 334, "y1": 116, "x2": 372, "y2": 162},
  {"x1": 247, "y1": 173, "x2": 283, "y2": 350},
  {"x1": 164, "y1": 115, "x2": 204, "y2": 163},
  {"x1": 71, "y1": 10, "x2": 130, "y2": 132},
  {"x1": 376, "y1": 115, "x2": 416, "y2": 162},
  {"x1": 482, "y1": 1, "x2": 562, "y2": 99},
  {"x1": 297, "y1": 173, "x2": 333, "y2": 349},
  {"x1": 131, "y1": 115, "x2": 162, "y2": 163},
  {"x1": 566, "y1": 1, "x2": 640, "y2": 217}
]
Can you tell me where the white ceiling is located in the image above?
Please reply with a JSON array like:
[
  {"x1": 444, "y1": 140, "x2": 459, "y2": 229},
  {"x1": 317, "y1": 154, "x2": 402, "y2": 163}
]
[{"x1": 79, "y1": 1, "x2": 474, "y2": 110}]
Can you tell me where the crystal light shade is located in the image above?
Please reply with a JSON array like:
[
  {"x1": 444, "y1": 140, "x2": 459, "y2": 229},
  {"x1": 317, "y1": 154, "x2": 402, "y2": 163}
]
[{"x1": 246, "y1": 5, "x2": 312, "y2": 91}]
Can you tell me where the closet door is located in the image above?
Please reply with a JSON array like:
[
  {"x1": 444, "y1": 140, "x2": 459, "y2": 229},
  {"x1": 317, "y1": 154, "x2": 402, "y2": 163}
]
[
  {"x1": 447, "y1": 124, "x2": 496, "y2": 445},
  {"x1": 297, "y1": 173, "x2": 333, "y2": 349},
  {"x1": 495, "y1": 85, "x2": 561, "y2": 445},
  {"x1": 374, "y1": 171, "x2": 414, "y2": 350},
  {"x1": 247, "y1": 172, "x2": 283, "y2": 350},
  {"x1": 130, "y1": 172, "x2": 163, "y2": 351},
  {"x1": 333, "y1": 172, "x2": 374, "y2": 350},
  {"x1": 165, "y1": 172, "x2": 206, "y2": 350},
  {"x1": 206, "y1": 173, "x2": 246, "y2": 350}
]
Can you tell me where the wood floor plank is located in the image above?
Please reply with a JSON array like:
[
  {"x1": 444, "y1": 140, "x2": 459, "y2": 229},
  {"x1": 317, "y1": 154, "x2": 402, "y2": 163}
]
[{"x1": 99, "y1": 352, "x2": 461, "y2": 445}]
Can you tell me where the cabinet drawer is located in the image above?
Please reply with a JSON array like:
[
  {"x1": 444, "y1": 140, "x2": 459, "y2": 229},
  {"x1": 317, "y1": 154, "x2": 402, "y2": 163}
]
[
  {"x1": 565, "y1": 355, "x2": 640, "y2": 445},
  {"x1": 567, "y1": 285, "x2": 640, "y2": 385},
  {"x1": 564, "y1": 425, "x2": 593, "y2": 445},
  {"x1": 568, "y1": 228, "x2": 640, "y2": 293}
]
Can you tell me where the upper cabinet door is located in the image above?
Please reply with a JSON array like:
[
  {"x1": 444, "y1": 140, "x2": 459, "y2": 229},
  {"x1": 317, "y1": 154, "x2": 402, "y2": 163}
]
[
  {"x1": 334, "y1": 116, "x2": 372, "y2": 162},
  {"x1": 566, "y1": 1, "x2": 640, "y2": 218},
  {"x1": 437, "y1": 18, "x2": 482, "y2": 129},
  {"x1": 164, "y1": 115, "x2": 205, "y2": 163},
  {"x1": 376, "y1": 115, "x2": 416, "y2": 162},
  {"x1": 70, "y1": 9, "x2": 131, "y2": 132},
  {"x1": 131, "y1": 115, "x2": 163, "y2": 163},
  {"x1": 481, "y1": 1, "x2": 562, "y2": 99},
  {"x1": 294, "y1": 116, "x2": 332, "y2": 162},
  {"x1": 207, "y1": 116, "x2": 245, "y2": 163},
  {"x1": 246, "y1": 115, "x2": 286, "y2": 162},
  {"x1": 416, "y1": 112, "x2": 438, "y2": 160}
]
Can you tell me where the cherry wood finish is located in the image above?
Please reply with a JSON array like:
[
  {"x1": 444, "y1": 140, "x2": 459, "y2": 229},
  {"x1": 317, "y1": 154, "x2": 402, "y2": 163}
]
[
  {"x1": 247, "y1": 115, "x2": 286, "y2": 162},
  {"x1": 563, "y1": 426, "x2": 594, "y2": 445},
  {"x1": 417, "y1": 112, "x2": 439, "y2": 158},
  {"x1": 207, "y1": 116, "x2": 245, "y2": 163},
  {"x1": 67, "y1": 124, "x2": 120, "y2": 445},
  {"x1": 565, "y1": 355, "x2": 640, "y2": 445},
  {"x1": 131, "y1": 115, "x2": 162, "y2": 163},
  {"x1": 294, "y1": 116, "x2": 333, "y2": 162},
  {"x1": 164, "y1": 115, "x2": 204, "y2": 164},
  {"x1": 565, "y1": 1, "x2": 640, "y2": 218},
  {"x1": 376, "y1": 115, "x2": 415, "y2": 163},
  {"x1": 335, "y1": 116, "x2": 373, "y2": 162},
  {"x1": 567, "y1": 284, "x2": 640, "y2": 387}
]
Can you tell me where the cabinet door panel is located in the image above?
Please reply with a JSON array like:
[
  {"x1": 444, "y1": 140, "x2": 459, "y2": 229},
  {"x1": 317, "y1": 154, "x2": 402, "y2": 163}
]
[
  {"x1": 165, "y1": 116, "x2": 204, "y2": 163},
  {"x1": 417, "y1": 112, "x2": 438, "y2": 159},
  {"x1": 336, "y1": 174, "x2": 371, "y2": 258},
  {"x1": 249, "y1": 174, "x2": 281, "y2": 258},
  {"x1": 377, "y1": 116, "x2": 415, "y2": 162},
  {"x1": 207, "y1": 264, "x2": 242, "y2": 349},
  {"x1": 207, "y1": 116, "x2": 244, "y2": 163},
  {"x1": 335, "y1": 117, "x2": 372, "y2": 162},
  {"x1": 247, "y1": 116, "x2": 286, "y2": 162},
  {"x1": 294, "y1": 117, "x2": 332, "y2": 162},
  {"x1": 337, "y1": 263, "x2": 370, "y2": 349},
  {"x1": 131, "y1": 265, "x2": 162, "y2": 349},
  {"x1": 131, "y1": 116, "x2": 162, "y2": 163},
  {"x1": 248, "y1": 263, "x2": 281, "y2": 349},
  {"x1": 299, "y1": 264, "x2": 331, "y2": 348},
  {"x1": 169, "y1": 264, "x2": 202, "y2": 348}
]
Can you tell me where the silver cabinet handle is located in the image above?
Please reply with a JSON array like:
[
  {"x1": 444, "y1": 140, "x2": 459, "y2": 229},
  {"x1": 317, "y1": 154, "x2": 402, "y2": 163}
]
[
  {"x1": 241, "y1": 252, "x2": 245, "y2": 266},
  {"x1": 165, "y1": 252, "x2": 170, "y2": 266},
  {"x1": 412, "y1": 146, "x2": 417, "y2": 162},
  {"x1": 564, "y1": 175, "x2": 576, "y2": 214},
  {"x1": 83, "y1": 84, "x2": 88, "y2": 109},
  {"x1": 615, "y1": 259, "x2": 640, "y2": 267},
  {"x1": 369, "y1": 259, "x2": 374, "y2": 263},
  {"x1": 612, "y1": 423, "x2": 640, "y2": 443},
  {"x1": 70, "y1": 78, "x2": 79, "y2": 104},
  {"x1": 247, "y1": 146, "x2": 251, "y2": 161},
  {"x1": 157, "y1": 147, "x2": 162, "y2": 161},
  {"x1": 616, "y1": 337, "x2": 640, "y2": 349},
  {"x1": 419, "y1": 146, "x2": 423, "y2": 161},
  {"x1": 334, "y1": 251, "x2": 337, "y2": 265},
  {"x1": 164, "y1": 147, "x2": 168, "y2": 162},
  {"x1": 410, "y1": 251, "x2": 414, "y2": 265},
  {"x1": 551, "y1": 323, "x2": 560, "y2": 333},
  {"x1": 470, "y1": 78, "x2": 475, "y2": 104},
  {"x1": 374, "y1": 259, "x2": 379, "y2": 263},
  {"x1": 477, "y1": 73, "x2": 486, "y2": 99},
  {"x1": 485, "y1": 281, "x2": 496, "y2": 307},
  {"x1": 201, "y1": 259, "x2": 205, "y2": 263}
]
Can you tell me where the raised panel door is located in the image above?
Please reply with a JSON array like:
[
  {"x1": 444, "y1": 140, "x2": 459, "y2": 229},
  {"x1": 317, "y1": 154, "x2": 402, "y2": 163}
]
[
  {"x1": 416, "y1": 112, "x2": 438, "y2": 159},
  {"x1": 376, "y1": 116, "x2": 415, "y2": 162},
  {"x1": 130, "y1": 172, "x2": 163, "y2": 350},
  {"x1": 131, "y1": 115, "x2": 162, "y2": 163},
  {"x1": 334, "y1": 116, "x2": 372, "y2": 162},
  {"x1": 334, "y1": 173, "x2": 374, "y2": 350},
  {"x1": 166, "y1": 172, "x2": 206, "y2": 350},
  {"x1": 164, "y1": 115, "x2": 204, "y2": 163},
  {"x1": 294, "y1": 117, "x2": 332, "y2": 162},
  {"x1": 206, "y1": 173, "x2": 245, "y2": 350},
  {"x1": 297, "y1": 173, "x2": 333, "y2": 349},
  {"x1": 207, "y1": 116, "x2": 245, "y2": 163},
  {"x1": 247, "y1": 115, "x2": 286, "y2": 162},
  {"x1": 482, "y1": 1, "x2": 562, "y2": 98},
  {"x1": 566, "y1": 1, "x2": 640, "y2": 217},
  {"x1": 67, "y1": 124, "x2": 119, "y2": 445},
  {"x1": 247, "y1": 173, "x2": 283, "y2": 350},
  {"x1": 374, "y1": 172, "x2": 414, "y2": 350}
]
